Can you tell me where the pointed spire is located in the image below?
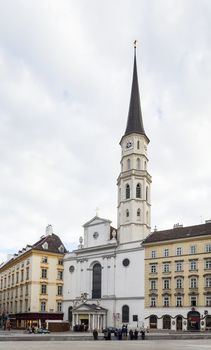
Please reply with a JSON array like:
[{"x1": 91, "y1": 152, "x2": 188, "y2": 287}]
[{"x1": 124, "y1": 41, "x2": 148, "y2": 139}]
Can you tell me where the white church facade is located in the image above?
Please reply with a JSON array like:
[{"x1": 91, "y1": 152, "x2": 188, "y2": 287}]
[{"x1": 63, "y1": 45, "x2": 151, "y2": 331}]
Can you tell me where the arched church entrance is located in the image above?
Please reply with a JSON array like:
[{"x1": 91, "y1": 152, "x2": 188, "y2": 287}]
[{"x1": 187, "y1": 310, "x2": 200, "y2": 331}]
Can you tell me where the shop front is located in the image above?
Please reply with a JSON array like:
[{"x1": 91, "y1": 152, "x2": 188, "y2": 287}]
[
  {"x1": 9, "y1": 312, "x2": 64, "y2": 329},
  {"x1": 187, "y1": 310, "x2": 200, "y2": 331}
]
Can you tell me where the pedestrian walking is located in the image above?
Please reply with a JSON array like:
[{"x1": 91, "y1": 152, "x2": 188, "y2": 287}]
[{"x1": 129, "y1": 329, "x2": 134, "y2": 340}]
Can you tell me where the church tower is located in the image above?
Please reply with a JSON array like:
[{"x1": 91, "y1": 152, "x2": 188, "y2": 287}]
[{"x1": 117, "y1": 43, "x2": 152, "y2": 244}]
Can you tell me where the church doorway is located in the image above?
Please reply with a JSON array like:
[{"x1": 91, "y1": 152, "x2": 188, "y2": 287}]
[
  {"x1": 176, "y1": 315, "x2": 183, "y2": 331},
  {"x1": 187, "y1": 311, "x2": 200, "y2": 331}
]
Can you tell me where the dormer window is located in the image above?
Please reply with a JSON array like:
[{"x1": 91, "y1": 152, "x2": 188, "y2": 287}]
[
  {"x1": 58, "y1": 244, "x2": 64, "y2": 253},
  {"x1": 42, "y1": 242, "x2": 48, "y2": 250}
]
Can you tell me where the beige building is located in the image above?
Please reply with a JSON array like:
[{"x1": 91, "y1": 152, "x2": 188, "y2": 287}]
[
  {"x1": 0, "y1": 226, "x2": 66, "y2": 329},
  {"x1": 143, "y1": 221, "x2": 211, "y2": 331}
]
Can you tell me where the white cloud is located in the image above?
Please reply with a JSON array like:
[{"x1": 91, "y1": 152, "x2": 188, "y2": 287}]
[{"x1": 0, "y1": 0, "x2": 211, "y2": 261}]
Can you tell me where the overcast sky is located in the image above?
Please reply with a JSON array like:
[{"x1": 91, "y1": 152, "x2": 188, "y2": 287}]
[{"x1": 0, "y1": 0, "x2": 211, "y2": 262}]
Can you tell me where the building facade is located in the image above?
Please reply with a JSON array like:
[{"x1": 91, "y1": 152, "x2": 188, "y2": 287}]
[
  {"x1": 0, "y1": 226, "x2": 66, "y2": 329},
  {"x1": 143, "y1": 222, "x2": 211, "y2": 331},
  {"x1": 62, "y1": 45, "x2": 151, "y2": 331}
]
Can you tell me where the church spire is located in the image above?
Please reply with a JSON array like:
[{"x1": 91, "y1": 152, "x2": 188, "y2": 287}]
[{"x1": 124, "y1": 42, "x2": 147, "y2": 139}]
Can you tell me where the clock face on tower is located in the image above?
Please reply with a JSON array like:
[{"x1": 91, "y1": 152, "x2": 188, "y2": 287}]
[{"x1": 126, "y1": 140, "x2": 133, "y2": 149}]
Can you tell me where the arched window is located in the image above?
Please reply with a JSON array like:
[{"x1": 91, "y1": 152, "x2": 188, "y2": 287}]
[
  {"x1": 146, "y1": 186, "x2": 149, "y2": 202},
  {"x1": 127, "y1": 159, "x2": 131, "y2": 170},
  {"x1": 126, "y1": 184, "x2": 130, "y2": 199},
  {"x1": 144, "y1": 161, "x2": 147, "y2": 170},
  {"x1": 137, "y1": 140, "x2": 140, "y2": 149},
  {"x1": 92, "y1": 263, "x2": 101, "y2": 299},
  {"x1": 163, "y1": 315, "x2": 171, "y2": 329},
  {"x1": 136, "y1": 183, "x2": 141, "y2": 198},
  {"x1": 137, "y1": 208, "x2": 141, "y2": 218},
  {"x1": 126, "y1": 209, "x2": 129, "y2": 218},
  {"x1": 136, "y1": 158, "x2": 141, "y2": 170},
  {"x1": 122, "y1": 305, "x2": 129, "y2": 323},
  {"x1": 68, "y1": 306, "x2": 73, "y2": 324}
]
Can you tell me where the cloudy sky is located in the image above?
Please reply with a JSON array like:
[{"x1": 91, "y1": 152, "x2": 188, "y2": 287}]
[{"x1": 0, "y1": 0, "x2": 211, "y2": 262}]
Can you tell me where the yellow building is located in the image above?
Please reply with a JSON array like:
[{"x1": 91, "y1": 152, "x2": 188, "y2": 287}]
[
  {"x1": 143, "y1": 221, "x2": 211, "y2": 331},
  {"x1": 0, "y1": 226, "x2": 66, "y2": 329}
]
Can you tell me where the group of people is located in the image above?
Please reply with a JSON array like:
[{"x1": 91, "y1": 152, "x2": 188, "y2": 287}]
[{"x1": 102, "y1": 324, "x2": 146, "y2": 341}]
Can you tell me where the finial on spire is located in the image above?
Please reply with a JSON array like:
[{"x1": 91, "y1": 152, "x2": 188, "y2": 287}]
[{"x1": 134, "y1": 40, "x2": 137, "y2": 51}]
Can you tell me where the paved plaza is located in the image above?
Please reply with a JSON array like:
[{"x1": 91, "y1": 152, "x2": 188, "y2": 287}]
[{"x1": 1, "y1": 340, "x2": 211, "y2": 350}]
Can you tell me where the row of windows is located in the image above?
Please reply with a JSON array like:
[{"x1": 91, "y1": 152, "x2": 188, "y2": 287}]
[
  {"x1": 150, "y1": 260, "x2": 211, "y2": 273},
  {"x1": 151, "y1": 244, "x2": 211, "y2": 258},
  {"x1": 150, "y1": 276, "x2": 211, "y2": 290},
  {"x1": 125, "y1": 184, "x2": 149, "y2": 200},
  {"x1": 0, "y1": 285, "x2": 29, "y2": 300},
  {"x1": 40, "y1": 284, "x2": 63, "y2": 295},
  {"x1": 0, "y1": 268, "x2": 30, "y2": 289},
  {"x1": 150, "y1": 295, "x2": 211, "y2": 308},
  {"x1": 41, "y1": 269, "x2": 63, "y2": 280},
  {"x1": 41, "y1": 256, "x2": 63, "y2": 265},
  {"x1": 122, "y1": 158, "x2": 147, "y2": 172},
  {"x1": 0, "y1": 300, "x2": 62, "y2": 313}
]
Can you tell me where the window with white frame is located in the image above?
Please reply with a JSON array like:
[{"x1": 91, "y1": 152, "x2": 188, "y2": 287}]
[
  {"x1": 176, "y1": 247, "x2": 182, "y2": 256},
  {"x1": 190, "y1": 295, "x2": 197, "y2": 306},
  {"x1": 164, "y1": 249, "x2": 169, "y2": 257},
  {"x1": 176, "y1": 262, "x2": 183, "y2": 272},
  {"x1": 176, "y1": 295, "x2": 182, "y2": 307},
  {"x1": 190, "y1": 277, "x2": 197, "y2": 288},
  {"x1": 42, "y1": 256, "x2": 48, "y2": 263},
  {"x1": 151, "y1": 250, "x2": 156, "y2": 258},
  {"x1": 40, "y1": 301, "x2": 46, "y2": 312},
  {"x1": 150, "y1": 264, "x2": 157, "y2": 273},
  {"x1": 163, "y1": 279, "x2": 170, "y2": 289},
  {"x1": 205, "y1": 260, "x2": 211, "y2": 269},
  {"x1": 41, "y1": 269, "x2": 47, "y2": 279},
  {"x1": 150, "y1": 280, "x2": 157, "y2": 290},
  {"x1": 57, "y1": 301, "x2": 62, "y2": 312},
  {"x1": 57, "y1": 271, "x2": 63, "y2": 280},
  {"x1": 205, "y1": 296, "x2": 211, "y2": 306},
  {"x1": 176, "y1": 278, "x2": 183, "y2": 289},
  {"x1": 163, "y1": 263, "x2": 170, "y2": 273},
  {"x1": 190, "y1": 260, "x2": 197, "y2": 271},
  {"x1": 41, "y1": 284, "x2": 47, "y2": 294},
  {"x1": 190, "y1": 245, "x2": 196, "y2": 254},
  {"x1": 150, "y1": 296, "x2": 156, "y2": 307},
  {"x1": 205, "y1": 244, "x2": 211, "y2": 253},
  {"x1": 163, "y1": 295, "x2": 170, "y2": 307},
  {"x1": 205, "y1": 277, "x2": 211, "y2": 288},
  {"x1": 58, "y1": 285, "x2": 63, "y2": 295}
]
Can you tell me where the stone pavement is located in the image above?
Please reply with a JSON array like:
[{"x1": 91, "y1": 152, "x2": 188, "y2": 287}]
[
  {"x1": 1, "y1": 339, "x2": 211, "y2": 350},
  {"x1": 1, "y1": 329, "x2": 211, "y2": 341}
]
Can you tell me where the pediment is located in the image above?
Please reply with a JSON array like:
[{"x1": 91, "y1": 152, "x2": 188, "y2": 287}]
[{"x1": 83, "y1": 216, "x2": 111, "y2": 228}]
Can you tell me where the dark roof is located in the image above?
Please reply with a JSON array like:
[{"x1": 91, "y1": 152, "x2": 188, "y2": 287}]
[
  {"x1": 32, "y1": 233, "x2": 67, "y2": 254},
  {"x1": 143, "y1": 222, "x2": 211, "y2": 245},
  {"x1": 124, "y1": 48, "x2": 148, "y2": 140}
]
